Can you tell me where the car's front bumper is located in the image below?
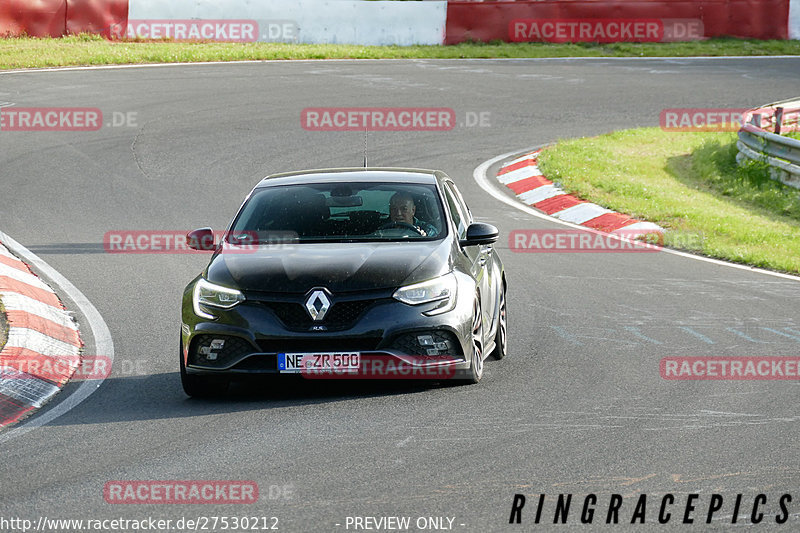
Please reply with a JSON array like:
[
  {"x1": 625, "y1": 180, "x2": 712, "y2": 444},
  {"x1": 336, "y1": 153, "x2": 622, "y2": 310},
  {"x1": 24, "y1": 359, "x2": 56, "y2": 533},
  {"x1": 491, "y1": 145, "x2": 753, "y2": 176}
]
[{"x1": 180, "y1": 276, "x2": 476, "y2": 380}]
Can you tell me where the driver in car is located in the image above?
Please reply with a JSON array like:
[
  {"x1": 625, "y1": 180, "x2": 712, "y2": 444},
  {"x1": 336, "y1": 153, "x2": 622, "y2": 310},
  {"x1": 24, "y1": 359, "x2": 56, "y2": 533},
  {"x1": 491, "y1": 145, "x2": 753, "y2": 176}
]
[{"x1": 388, "y1": 192, "x2": 438, "y2": 237}]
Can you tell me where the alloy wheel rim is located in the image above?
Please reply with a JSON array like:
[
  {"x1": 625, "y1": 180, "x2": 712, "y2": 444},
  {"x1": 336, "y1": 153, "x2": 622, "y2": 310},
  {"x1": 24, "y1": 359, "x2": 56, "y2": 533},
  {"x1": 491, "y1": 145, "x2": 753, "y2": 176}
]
[
  {"x1": 472, "y1": 299, "x2": 483, "y2": 377},
  {"x1": 498, "y1": 290, "x2": 507, "y2": 356}
]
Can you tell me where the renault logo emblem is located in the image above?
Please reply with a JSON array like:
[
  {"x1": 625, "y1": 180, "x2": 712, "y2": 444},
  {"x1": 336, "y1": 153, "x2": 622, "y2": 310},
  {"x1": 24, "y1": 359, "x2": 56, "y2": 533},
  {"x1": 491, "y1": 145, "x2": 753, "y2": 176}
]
[{"x1": 305, "y1": 289, "x2": 331, "y2": 321}]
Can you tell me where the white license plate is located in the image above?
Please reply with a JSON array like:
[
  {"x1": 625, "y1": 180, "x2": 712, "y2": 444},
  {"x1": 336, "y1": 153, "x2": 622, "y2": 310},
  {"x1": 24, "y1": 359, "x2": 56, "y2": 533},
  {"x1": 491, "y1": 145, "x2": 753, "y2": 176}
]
[{"x1": 278, "y1": 352, "x2": 360, "y2": 373}]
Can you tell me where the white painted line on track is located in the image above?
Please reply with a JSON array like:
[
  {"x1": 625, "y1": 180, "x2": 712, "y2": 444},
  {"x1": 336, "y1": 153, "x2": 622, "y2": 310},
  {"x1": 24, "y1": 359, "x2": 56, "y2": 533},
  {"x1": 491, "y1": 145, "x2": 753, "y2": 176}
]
[
  {"x1": 2, "y1": 55, "x2": 799, "y2": 76},
  {"x1": 473, "y1": 147, "x2": 800, "y2": 283},
  {"x1": 0, "y1": 231, "x2": 115, "y2": 444}
]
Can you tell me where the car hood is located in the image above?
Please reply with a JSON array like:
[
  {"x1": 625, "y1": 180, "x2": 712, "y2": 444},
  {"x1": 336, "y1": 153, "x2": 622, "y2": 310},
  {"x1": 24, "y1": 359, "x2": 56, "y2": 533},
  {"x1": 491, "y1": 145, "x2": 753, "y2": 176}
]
[{"x1": 205, "y1": 240, "x2": 453, "y2": 293}]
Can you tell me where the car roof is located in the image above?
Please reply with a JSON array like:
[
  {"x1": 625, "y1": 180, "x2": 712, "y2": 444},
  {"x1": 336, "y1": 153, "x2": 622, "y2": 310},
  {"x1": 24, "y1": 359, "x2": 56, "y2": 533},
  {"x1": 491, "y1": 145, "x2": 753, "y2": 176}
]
[{"x1": 255, "y1": 168, "x2": 446, "y2": 188}]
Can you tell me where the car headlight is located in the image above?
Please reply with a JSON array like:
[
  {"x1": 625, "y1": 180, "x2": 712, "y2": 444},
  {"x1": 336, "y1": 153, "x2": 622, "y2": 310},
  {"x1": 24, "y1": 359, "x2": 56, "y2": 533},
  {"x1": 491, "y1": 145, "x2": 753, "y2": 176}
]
[
  {"x1": 393, "y1": 273, "x2": 457, "y2": 316},
  {"x1": 193, "y1": 278, "x2": 245, "y2": 319}
]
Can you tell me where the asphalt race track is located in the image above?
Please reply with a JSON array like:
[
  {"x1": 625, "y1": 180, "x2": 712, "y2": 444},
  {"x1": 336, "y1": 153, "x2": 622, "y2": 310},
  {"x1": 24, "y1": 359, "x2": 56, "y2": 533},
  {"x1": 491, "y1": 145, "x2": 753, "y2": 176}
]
[{"x1": 1, "y1": 58, "x2": 800, "y2": 531}]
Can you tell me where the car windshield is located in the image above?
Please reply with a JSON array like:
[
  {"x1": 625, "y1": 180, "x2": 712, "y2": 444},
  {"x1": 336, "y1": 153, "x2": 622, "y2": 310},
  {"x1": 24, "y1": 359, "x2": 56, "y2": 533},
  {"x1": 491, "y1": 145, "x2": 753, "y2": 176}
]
[{"x1": 227, "y1": 182, "x2": 447, "y2": 243}]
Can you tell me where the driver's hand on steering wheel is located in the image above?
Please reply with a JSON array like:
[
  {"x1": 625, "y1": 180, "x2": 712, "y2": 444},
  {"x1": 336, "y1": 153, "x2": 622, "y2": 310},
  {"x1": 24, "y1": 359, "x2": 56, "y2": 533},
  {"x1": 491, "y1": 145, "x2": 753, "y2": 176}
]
[{"x1": 378, "y1": 220, "x2": 426, "y2": 236}]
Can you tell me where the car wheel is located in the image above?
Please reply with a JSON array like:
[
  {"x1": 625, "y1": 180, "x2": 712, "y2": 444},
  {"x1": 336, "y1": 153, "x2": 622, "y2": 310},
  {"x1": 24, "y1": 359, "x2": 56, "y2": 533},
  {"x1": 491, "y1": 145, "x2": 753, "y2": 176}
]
[
  {"x1": 180, "y1": 341, "x2": 229, "y2": 398},
  {"x1": 462, "y1": 294, "x2": 484, "y2": 384},
  {"x1": 491, "y1": 284, "x2": 507, "y2": 360}
]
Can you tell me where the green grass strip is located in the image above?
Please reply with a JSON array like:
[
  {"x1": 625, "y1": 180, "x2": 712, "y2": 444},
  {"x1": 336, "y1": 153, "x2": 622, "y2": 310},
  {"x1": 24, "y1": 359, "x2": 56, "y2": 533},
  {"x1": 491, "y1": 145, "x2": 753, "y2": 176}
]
[
  {"x1": 2, "y1": 35, "x2": 800, "y2": 70},
  {"x1": 537, "y1": 128, "x2": 800, "y2": 274}
]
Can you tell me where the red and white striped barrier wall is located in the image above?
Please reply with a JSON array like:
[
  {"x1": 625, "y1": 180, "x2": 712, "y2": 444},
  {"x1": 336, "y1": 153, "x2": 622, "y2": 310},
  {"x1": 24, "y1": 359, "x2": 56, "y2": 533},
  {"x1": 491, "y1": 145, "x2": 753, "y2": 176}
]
[
  {"x1": 2, "y1": 0, "x2": 798, "y2": 43},
  {"x1": 0, "y1": 0, "x2": 127, "y2": 38},
  {"x1": 126, "y1": 0, "x2": 447, "y2": 45},
  {"x1": 791, "y1": 0, "x2": 800, "y2": 39},
  {"x1": 446, "y1": 0, "x2": 795, "y2": 44},
  {"x1": 0, "y1": 241, "x2": 82, "y2": 428},
  {"x1": 497, "y1": 150, "x2": 663, "y2": 236}
]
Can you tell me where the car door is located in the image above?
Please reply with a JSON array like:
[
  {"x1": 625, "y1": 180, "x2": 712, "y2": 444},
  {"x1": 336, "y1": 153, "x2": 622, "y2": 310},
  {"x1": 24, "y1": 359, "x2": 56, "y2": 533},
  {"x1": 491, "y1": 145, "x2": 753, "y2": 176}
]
[
  {"x1": 449, "y1": 181, "x2": 497, "y2": 334},
  {"x1": 443, "y1": 181, "x2": 494, "y2": 335}
]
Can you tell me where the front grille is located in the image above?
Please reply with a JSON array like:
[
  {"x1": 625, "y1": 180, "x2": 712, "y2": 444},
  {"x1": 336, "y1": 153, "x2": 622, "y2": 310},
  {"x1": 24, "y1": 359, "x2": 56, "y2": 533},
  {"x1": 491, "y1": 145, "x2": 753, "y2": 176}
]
[
  {"x1": 263, "y1": 300, "x2": 375, "y2": 330},
  {"x1": 387, "y1": 330, "x2": 462, "y2": 356},
  {"x1": 256, "y1": 337, "x2": 381, "y2": 354},
  {"x1": 189, "y1": 334, "x2": 257, "y2": 368}
]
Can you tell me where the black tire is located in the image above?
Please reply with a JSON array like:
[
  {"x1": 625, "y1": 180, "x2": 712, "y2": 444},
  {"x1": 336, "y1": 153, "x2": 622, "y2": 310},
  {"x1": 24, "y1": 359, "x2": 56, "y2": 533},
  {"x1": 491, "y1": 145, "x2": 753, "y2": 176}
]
[
  {"x1": 180, "y1": 341, "x2": 229, "y2": 398},
  {"x1": 491, "y1": 284, "x2": 507, "y2": 360}
]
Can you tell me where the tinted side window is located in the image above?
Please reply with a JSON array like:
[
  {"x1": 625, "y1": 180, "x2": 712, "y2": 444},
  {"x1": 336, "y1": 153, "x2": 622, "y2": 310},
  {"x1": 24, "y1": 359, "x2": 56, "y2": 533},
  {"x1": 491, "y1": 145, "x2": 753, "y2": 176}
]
[
  {"x1": 442, "y1": 184, "x2": 467, "y2": 239},
  {"x1": 447, "y1": 182, "x2": 473, "y2": 225}
]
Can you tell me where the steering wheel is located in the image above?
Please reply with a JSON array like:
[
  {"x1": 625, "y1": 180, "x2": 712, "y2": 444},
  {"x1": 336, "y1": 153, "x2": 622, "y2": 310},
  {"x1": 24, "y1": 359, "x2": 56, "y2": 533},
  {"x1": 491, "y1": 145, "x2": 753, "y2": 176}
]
[{"x1": 378, "y1": 221, "x2": 425, "y2": 236}]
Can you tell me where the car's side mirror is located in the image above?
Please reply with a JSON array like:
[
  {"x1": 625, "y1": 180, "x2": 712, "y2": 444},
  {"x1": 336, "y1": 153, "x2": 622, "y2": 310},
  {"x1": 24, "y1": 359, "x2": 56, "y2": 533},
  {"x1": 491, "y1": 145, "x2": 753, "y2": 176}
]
[
  {"x1": 459, "y1": 223, "x2": 499, "y2": 247},
  {"x1": 187, "y1": 227, "x2": 216, "y2": 251}
]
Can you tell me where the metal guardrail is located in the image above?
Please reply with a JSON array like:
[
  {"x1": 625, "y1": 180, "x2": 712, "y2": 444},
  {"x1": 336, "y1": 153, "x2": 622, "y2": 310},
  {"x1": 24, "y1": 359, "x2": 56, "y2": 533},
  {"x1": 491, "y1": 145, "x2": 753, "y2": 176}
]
[{"x1": 737, "y1": 97, "x2": 800, "y2": 189}]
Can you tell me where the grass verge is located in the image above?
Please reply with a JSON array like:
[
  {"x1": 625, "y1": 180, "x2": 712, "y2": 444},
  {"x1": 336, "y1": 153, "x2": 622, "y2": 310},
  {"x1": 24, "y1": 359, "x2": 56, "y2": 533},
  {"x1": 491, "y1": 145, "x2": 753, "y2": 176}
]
[
  {"x1": 537, "y1": 128, "x2": 800, "y2": 274},
  {"x1": 2, "y1": 35, "x2": 800, "y2": 70}
]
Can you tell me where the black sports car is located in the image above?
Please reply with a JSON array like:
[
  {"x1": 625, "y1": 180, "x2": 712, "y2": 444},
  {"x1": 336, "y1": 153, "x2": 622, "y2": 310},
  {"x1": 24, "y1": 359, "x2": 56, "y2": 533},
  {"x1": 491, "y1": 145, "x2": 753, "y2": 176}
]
[{"x1": 180, "y1": 168, "x2": 507, "y2": 396}]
